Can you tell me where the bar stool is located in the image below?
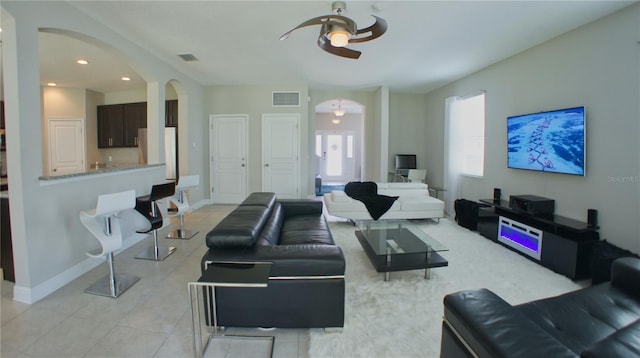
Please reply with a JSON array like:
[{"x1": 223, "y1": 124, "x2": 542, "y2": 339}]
[
  {"x1": 134, "y1": 182, "x2": 176, "y2": 261},
  {"x1": 80, "y1": 190, "x2": 139, "y2": 298},
  {"x1": 166, "y1": 175, "x2": 200, "y2": 239}
]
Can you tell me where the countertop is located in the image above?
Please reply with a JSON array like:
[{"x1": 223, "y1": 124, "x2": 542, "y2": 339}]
[{"x1": 39, "y1": 163, "x2": 165, "y2": 181}]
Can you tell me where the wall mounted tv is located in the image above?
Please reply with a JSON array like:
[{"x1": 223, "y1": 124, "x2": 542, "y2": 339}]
[{"x1": 507, "y1": 106, "x2": 585, "y2": 176}]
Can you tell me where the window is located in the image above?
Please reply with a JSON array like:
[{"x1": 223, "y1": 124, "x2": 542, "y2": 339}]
[
  {"x1": 444, "y1": 91, "x2": 485, "y2": 215},
  {"x1": 315, "y1": 134, "x2": 322, "y2": 157},
  {"x1": 451, "y1": 92, "x2": 485, "y2": 177}
]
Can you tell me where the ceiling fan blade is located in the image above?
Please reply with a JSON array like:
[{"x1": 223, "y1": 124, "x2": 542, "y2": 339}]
[
  {"x1": 280, "y1": 15, "x2": 327, "y2": 40},
  {"x1": 349, "y1": 15, "x2": 387, "y2": 44},
  {"x1": 280, "y1": 15, "x2": 357, "y2": 40},
  {"x1": 318, "y1": 35, "x2": 361, "y2": 59}
]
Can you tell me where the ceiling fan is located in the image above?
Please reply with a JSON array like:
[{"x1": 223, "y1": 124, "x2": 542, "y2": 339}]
[{"x1": 279, "y1": 1, "x2": 387, "y2": 59}]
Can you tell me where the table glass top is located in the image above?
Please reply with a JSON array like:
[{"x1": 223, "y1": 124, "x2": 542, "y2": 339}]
[{"x1": 355, "y1": 220, "x2": 448, "y2": 256}]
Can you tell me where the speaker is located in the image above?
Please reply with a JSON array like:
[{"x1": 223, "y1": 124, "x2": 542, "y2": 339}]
[
  {"x1": 493, "y1": 188, "x2": 501, "y2": 201},
  {"x1": 588, "y1": 209, "x2": 598, "y2": 227}
]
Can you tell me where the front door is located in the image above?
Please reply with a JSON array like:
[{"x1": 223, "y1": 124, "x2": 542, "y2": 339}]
[
  {"x1": 48, "y1": 118, "x2": 85, "y2": 175},
  {"x1": 262, "y1": 113, "x2": 299, "y2": 199},
  {"x1": 210, "y1": 114, "x2": 248, "y2": 203},
  {"x1": 316, "y1": 130, "x2": 355, "y2": 182}
]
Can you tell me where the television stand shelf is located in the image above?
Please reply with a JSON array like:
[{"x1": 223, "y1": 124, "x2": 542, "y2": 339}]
[{"x1": 478, "y1": 199, "x2": 599, "y2": 280}]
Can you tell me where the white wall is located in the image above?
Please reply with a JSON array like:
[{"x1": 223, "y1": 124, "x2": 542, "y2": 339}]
[
  {"x1": 424, "y1": 4, "x2": 640, "y2": 253},
  {"x1": 85, "y1": 89, "x2": 104, "y2": 165},
  {"x1": 205, "y1": 84, "x2": 310, "y2": 196},
  {"x1": 2, "y1": 1, "x2": 206, "y2": 303},
  {"x1": 389, "y1": 92, "x2": 430, "y2": 181},
  {"x1": 310, "y1": 89, "x2": 384, "y2": 182}
]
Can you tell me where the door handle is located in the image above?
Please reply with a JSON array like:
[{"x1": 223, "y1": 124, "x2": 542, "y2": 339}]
[{"x1": 265, "y1": 164, "x2": 269, "y2": 167}]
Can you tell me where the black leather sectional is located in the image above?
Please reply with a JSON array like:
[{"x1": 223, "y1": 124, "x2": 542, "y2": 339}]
[
  {"x1": 202, "y1": 192, "x2": 345, "y2": 328},
  {"x1": 440, "y1": 257, "x2": 640, "y2": 357}
]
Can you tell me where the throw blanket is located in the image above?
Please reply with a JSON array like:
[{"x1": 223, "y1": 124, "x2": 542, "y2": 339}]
[{"x1": 344, "y1": 182, "x2": 399, "y2": 220}]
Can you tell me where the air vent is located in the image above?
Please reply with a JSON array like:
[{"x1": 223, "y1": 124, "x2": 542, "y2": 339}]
[
  {"x1": 177, "y1": 53, "x2": 199, "y2": 62},
  {"x1": 272, "y1": 92, "x2": 300, "y2": 107}
]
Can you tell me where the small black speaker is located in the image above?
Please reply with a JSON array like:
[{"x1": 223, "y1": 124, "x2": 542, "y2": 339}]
[
  {"x1": 493, "y1": 188, "x2": 501, "y2": 201},
  {"x1": 588, "y1": 209, "x2": 598, "y2": 227}
]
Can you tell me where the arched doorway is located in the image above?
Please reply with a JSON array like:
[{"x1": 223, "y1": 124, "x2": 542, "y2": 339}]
[{"x1": 315, "y1": 99, "x2": 364, "y2": 187}]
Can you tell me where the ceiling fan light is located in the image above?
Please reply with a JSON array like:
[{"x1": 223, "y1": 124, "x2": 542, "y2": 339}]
[
  {"x1": 330, "y1": 30, "x2": 350, "y2": 47},
  {"x1": 334, "y1": 109, "x2": 345, "y2": 117}
]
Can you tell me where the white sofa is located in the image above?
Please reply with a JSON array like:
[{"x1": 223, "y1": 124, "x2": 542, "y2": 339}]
[{"x1": 323, "y1": 182, "x2": 444, "y2": 221}]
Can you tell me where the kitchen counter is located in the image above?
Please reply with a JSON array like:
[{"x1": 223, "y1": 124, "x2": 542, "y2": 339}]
[{"x1": 39, "y1": 163, "x2": 165, "y2": 182}]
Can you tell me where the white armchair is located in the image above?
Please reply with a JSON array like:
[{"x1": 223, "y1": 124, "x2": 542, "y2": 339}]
[{"x1": 407, "y1": 169, "x2": 427, "y2": 183}]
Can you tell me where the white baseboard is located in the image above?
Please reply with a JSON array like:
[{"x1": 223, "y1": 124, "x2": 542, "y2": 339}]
[
  {"x1": 12, "y1": 233, "x2": 148, "y2": 304},
  {"x1": 11, "y1": 200, "x2": 212, "y2": 304}
]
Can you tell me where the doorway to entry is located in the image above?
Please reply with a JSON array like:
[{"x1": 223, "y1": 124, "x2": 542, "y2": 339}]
[{"x1": 315, "y1": 130, "x2": 356, "y2": 183}]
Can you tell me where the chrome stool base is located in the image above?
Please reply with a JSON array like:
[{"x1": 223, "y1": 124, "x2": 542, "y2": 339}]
[
  {"x1": 166, "y1": 228, "x2": 198, "y2": 240},
  {"x1": 85, "y1": 273, "x2": 140, "y2": 298},
  {"x1": 135, "y1": 245, "x2": 176, "y2": 261}
]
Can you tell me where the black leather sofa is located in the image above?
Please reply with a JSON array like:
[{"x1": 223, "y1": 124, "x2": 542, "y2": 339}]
[
  {"x1": 440, "y1": 257, "x2": 640, "y2": 358},
  {"x1": 202, "y1": 192, "x2": 345, "y2": 329}
]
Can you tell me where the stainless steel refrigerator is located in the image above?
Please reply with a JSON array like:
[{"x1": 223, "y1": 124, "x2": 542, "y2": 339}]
[{"x1": 137, "y1": 127, "x2": 177, "y2": 181}]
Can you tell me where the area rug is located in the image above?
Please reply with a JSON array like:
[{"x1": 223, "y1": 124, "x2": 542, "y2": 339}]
[{"x1": 309, "y1": 218, "x2": 583, "y2": 358}]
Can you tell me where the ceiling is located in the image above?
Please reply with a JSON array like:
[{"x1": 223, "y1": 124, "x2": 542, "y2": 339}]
[{"x1": 5, "y1": 1, "x2": 635, "y2": 103}]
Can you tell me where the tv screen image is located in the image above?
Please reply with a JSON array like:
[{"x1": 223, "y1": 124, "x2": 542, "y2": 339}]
[
  {"x1": 507, "y1": 107, "x2": 585, "y2": 176},
  {"x1": 395, "y1": 154, "x2": 417, "y2": 170}
]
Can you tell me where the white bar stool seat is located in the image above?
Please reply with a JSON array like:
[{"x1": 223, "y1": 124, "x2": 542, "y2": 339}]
[
  {"x1": 80, "y1": 190, "x2": 139, "y2": 298},
  {"x1": 167, "y1": 175, "x2": 200, "y2": 239}
]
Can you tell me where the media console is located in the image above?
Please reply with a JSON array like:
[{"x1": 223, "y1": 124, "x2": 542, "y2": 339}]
[{"x1": 478, "y1": 199, "x2": 599, "y2": 280}]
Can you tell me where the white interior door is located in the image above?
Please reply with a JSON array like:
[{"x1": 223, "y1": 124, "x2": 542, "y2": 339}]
[
  {"x1": 210, "y1": 114, "x2": 248, "y2": 203},
  {"x1": 262, "y1": 113, "x2": 299, "y2": 199},
  {"x1": 48, "y1": 118, "x2": 85, "y2": 175}
]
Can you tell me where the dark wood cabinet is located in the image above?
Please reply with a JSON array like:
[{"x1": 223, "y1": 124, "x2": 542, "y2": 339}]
[
  {"x1": 97, "y1": 102, "x2": 146, "y2": 148},
  {"x1": 98, "y1": 104, "x2": 124, "y2": 148},
  {"x1": 1, "y1": 197, "x2": 14, "y2": 282},
  {"x1": 165, "y1": 99, "x2": 178, "y2": 127},
  {"x1": 123, "y1": 102, "x2": 147, "y2": 146},
  {"x1": 1, "y1": 101, "x2": 6, "y2": 152},
  {"x1": 0, "y1": 100, "x2": 5, "y2": 129}
]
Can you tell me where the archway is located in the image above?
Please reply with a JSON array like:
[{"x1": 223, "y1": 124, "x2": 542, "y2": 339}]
[{"x1": 315, "y1": 99, "x2": 364, "y2": 191}]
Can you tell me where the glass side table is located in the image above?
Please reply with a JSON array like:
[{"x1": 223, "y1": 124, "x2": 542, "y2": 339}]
[
  {"x1": 428, "y1": 186, "x2": 447, "y2": 200},
  {"x1": 188, "y1": 261, "x2": 273, "y2": 358}
]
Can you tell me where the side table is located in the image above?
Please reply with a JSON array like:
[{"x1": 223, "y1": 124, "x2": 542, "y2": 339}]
[
  {"x1": 188, "y1": 261, "x2": 273, "y2": 358},
  {"x1": 428, "y1": 186, "x2": 447, "y2": 200}
]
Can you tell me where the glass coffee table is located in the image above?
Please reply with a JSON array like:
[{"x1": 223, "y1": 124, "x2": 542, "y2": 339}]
[{"x1": 355, "y1": 220, "x2": 448, "y2": 281}]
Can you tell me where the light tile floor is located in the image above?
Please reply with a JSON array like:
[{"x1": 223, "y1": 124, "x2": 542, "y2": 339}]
[{"x1": 1, "y1": 204, "x2": 311, "y2": 358}]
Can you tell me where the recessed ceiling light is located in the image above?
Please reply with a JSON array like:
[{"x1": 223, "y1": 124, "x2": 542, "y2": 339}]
[
  {"x1": 121, "y1": 76, "x2": 131, "y2": 81},
  {"x1": 47, "y1": 82, "x2": 57, "y2": 87},
  {"x1": 77, "y1": 59, "x2": 89, "y2": 65}
]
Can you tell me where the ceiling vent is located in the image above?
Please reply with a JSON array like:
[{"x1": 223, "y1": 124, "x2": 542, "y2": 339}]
[
  {"x1": 177, "y1": 53, "x2": 198, "y2": 62},
  {"x1": 272, "y1": 92, "x2": 300, "y2": 107}
]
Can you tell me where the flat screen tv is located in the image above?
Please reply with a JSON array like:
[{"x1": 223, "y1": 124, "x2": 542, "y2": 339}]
[
  {"x1": 507, "y1": 106, "x2": 585, "y2": 176},
  {"x1": 395, "y1": 154, "x2": 417, "y2": 170}
]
